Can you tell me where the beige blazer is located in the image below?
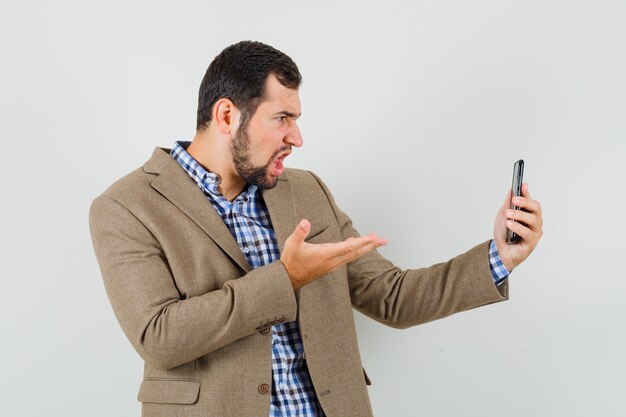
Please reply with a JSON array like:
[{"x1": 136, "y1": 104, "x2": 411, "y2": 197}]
[{"x1": 89, "y1": 147, "x2": 508, "y2": 417}]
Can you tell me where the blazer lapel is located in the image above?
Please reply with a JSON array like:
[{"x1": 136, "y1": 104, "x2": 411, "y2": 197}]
[
  {"x1": 144, "y1": 147, "x2": 252, "y2": 273},
  {"x1": 262, "y1": 174, "x2": 300, "y2": 302},
  {"x1": 262, "y1": 176, "x2": 297, "y2": 254}
]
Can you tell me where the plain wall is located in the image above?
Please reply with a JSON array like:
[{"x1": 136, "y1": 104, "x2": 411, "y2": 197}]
[{"x1": 1, "y1": 1, "x2": 625, "y2": 416}]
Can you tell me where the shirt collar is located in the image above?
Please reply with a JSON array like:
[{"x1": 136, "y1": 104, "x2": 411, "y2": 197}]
[{"x1": 169, "y1": 141, "x2": 258, "y2": 202}]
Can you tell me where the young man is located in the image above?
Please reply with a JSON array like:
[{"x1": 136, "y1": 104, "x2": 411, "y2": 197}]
[{"x1": 89, "y1": 41, "x2": 543, "y2": 417}]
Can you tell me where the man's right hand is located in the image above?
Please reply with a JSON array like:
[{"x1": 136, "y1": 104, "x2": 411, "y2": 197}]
[{"x1": 279, "y1": 219, "x2": 388, "y2": 291}]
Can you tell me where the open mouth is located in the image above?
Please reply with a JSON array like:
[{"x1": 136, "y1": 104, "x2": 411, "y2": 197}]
[{"x1": 271, "y1": 151, "x2": 290, "y2": 176}]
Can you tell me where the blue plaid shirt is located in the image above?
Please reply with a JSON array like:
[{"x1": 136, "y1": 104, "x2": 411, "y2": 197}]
[{"x1": 170, "y1": 140, "x2": 509, "y2": 417}]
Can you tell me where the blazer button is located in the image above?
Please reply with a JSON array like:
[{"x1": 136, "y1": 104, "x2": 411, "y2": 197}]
[
  {"x1": 259, "y1": 327, "x2": 270, "y2": 335},
  {"x1": 258, "y1": 383, "x2": 270, "y2": 395}
]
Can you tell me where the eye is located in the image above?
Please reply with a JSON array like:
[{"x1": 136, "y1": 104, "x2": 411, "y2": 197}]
[{"x1": 276, "y1": 116, "x2": 286, "y2": 122}]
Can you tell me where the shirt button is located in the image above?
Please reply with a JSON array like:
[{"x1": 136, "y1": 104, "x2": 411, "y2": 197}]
[
  {"x1": 243, "y1": 246, "x2": 250, "y2": 253},
  {"x1": 258, "y1": 383, "x2": 270, "y2": 395}
]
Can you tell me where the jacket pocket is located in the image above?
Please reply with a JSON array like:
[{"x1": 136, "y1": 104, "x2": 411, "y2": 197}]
[
  {"x1": 362, "y1": 368, "x2": 372, "y2": 386},
  {"x1": 137, "y1": 378, "x2": 201, "y2": 405},
  {"x1": 305, "y1": 224, "x2": 331, "y2": 243}
]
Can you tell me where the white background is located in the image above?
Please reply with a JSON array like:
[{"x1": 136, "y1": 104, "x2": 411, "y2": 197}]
[{"x1": 1, "y1": 1, "x2": 625, "y2": 416}]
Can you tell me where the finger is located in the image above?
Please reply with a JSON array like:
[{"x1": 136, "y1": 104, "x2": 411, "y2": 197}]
[
  {"x1": 505, "y1": 209, "x2": 542, "y2": 230},
  {"x1": 352, "y1": 237, "x2": 388, "y2": 260},
  {"x1": 292, "y1": 219, "x2": 311, "y2": 243},
  {"x1": 521, "y1": 182, "x2": 532, "y2": 199},
  {"x1": 506, "y1": 219, "x2": 536, "y2": 242},
  {"x1": 354, "y1": 236, "x2": 387, "y2": 254},
  {"x1": 519, "y1": 183, "x2": 541, "y2": 214},
  {"x1": 500, "y1": 188, "x2": 513, "y2": 212},
  {"x1": 331, "y1": 234, "x2": 386, "y2": 263},
  {"x1": 511, "y1": 195, "x2": 542, "y2": 217}
]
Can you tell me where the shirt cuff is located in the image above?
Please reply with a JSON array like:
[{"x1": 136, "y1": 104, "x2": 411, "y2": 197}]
[{"x1": 489, "y1": 239, "x2": 510, "y2": 286}]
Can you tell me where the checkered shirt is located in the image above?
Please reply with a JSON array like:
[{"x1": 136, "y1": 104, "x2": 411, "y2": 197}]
[
  {"x1": 489, "y1": 240, "x2": 510, "y2": 284},
  {"x1": 170, "y1": 140, "x2": 509, "y2": 416},
  {"x1": 171, "y1": 141, "x2": 326, "y2": 416}
]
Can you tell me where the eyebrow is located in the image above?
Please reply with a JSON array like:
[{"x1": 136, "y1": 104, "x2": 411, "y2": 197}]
[{"x1": 276, "y1": 111, "x2": 301, "y2": 119}]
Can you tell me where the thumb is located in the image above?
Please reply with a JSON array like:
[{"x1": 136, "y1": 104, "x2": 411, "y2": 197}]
[
  {"x1": 293, "y1": 219, "x2": 310, "y2": 241},
  {"x1": 500, "y1": 187, "x2": 512, "y2": 212}
]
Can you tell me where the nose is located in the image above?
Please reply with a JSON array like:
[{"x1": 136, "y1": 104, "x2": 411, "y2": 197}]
[{"x1": 284, "y1": 120, "x2": 303, "y2": 148}]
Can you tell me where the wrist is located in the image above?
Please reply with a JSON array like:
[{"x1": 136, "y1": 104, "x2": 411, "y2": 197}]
[
  {"x1": 493, "y1": 239, "x2": 514, "y2": 273},
  {"x1": 502, "y1": 257, "x2": 515, "y2": 273},
  {"x1": 279, "y1": 258, "x2": 302, "y2": 291}
]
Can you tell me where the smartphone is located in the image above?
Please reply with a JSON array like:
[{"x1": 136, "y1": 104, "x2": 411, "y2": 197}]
[{"x1": 506, "y1": 159, "x2": 524, "y2": 244}]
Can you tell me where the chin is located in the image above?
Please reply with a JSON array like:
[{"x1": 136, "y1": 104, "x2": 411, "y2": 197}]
[{"x1": 260, "y1": 178, "x2": 279, "y2": 190}]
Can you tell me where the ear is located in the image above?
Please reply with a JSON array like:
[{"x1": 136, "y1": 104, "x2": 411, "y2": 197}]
[{"x1": 212, "y1": 98, "x2": 240, "y2": 135}]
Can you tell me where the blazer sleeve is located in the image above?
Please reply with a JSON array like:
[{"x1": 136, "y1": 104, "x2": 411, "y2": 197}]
[
  {"x1": 89, "y1": 195, "x2": 297, "y2": 370},
  {"x1": 308, "y1": 171, "x2": 508, "y2": 330}
]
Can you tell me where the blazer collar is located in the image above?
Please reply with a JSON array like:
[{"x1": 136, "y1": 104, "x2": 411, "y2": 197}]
[{"x1": 143, "y1": 147, "x2": 297, "y2": 273}]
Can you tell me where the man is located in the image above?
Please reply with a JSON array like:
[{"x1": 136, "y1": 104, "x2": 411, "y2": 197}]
[{"x1": 89, "y1": 41, "x2": 543, "y2": 417}]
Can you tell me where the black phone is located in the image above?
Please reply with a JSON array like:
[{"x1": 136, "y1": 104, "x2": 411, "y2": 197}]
[{"x1": 506, "y1": 159, "x2": 524, "y2": 244}]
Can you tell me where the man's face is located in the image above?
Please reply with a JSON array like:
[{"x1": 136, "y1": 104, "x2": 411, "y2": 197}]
[{"x1": 229, "y1": 74, "x2": 303, "y2": 190}]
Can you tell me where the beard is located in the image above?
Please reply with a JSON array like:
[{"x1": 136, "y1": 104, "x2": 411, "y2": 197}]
[{"x1": 229, "y1": 115, "x2": 286, "y2": 190}]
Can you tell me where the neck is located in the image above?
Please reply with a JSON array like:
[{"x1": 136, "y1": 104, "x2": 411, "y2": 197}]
[{"x1": 186, "y1": 130, "x2": 246, "y2": 202}]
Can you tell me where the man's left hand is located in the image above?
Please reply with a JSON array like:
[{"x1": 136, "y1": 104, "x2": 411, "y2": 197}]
[{"x1": 493, "y1": 183, "x2": 544, "y2": 272}]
